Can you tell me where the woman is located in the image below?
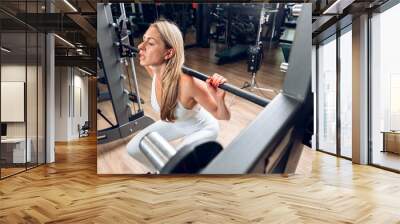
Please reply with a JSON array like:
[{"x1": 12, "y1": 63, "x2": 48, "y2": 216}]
[{"x1": 127, "y1": 20, "x2": 230, "y2": 173}]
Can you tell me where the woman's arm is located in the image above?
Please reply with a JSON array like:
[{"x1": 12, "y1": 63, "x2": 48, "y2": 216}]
[{"x1": 189, "y1": 74, "x2": 231, "y2": 120}]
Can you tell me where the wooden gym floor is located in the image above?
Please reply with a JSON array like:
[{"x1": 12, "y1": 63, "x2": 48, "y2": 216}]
[{"x1": 1, "y1": 136, "x2": 400, "y2": 223}]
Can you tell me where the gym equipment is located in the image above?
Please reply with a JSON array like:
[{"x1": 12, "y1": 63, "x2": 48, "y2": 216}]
[
  {"x1": 280, "y1": 42, "x2": 292, "y2": 62},
  {"x1": 292, "y1": 4, "x2": 302, "y2": 17},
  {"x1": 124, "y1": 3, "x2": 206, "y2": 49},
  {"x1": 280, "y1": 62, "x2": 289, "y2": 72},
  {"x1": 97, "y1": 3, "x2": 154, "y2": 144},
  {"x1": 202, "y1": 3, "x2": 312, "y2": 174},
  {"x1": 211, "y1": 4, "x2": 260, "y2": 65},
  {"x1": 98, "y1": 56, "x2": 140, "y2": 104},
  {"x1": 134, "y1": 4, "x2": 312, "y2": 174},
  {"x1": 279, "y1": 4, "x2": 300, "y2": 64},
  {"x1": 98, "y1": 3, "x2": 312, "y2": 174},
  {"x1": 210, "y1": 3, "x2": 287, "y2": 65},
  {"x1": 156, "y1": 3, "x2": 209, "y2": 49},
  {"x1": 139, "y1": 132, "x2": 222, "y2": 173},
  {"x1": 214, "y1": 44, "x2": 249, "y2": 65},
  {"x1": 247, "y1": 45, "x2": 263, "y2": 73},
  {"x1": 194, "y1": 4, "x2": 213, "y2": 48},
  {"x1": 160, "y1": 4, "x2": 194, "y2": 38},
  {"x1": 209, "y1": 5, "x2": 226, "y2": 43},
  {"x1": 241, "y1": 3, "x2": 279, "y2": 94}
]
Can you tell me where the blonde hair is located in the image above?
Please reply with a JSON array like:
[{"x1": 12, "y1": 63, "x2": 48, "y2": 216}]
[{"x1": 151, "y1": 20, "x2": 185, "y2": 122}]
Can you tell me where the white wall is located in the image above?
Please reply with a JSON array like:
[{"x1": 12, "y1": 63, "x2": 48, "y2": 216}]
[
  {"x1": 75, "y1": 71, "x2": 89, "y2": 139},
  {"x1": 1, "y1": 82, "x2": 25, "y2": 122},
  {"x1": 54, "y1": 66, "x2": 89, "y2": 141},
  {"x1": 1, "y1": 63, "x2": 46, "y2": 164},
  {"x1": 1, "y1": 65, "x2": 33, "y2": 137},
  {"x1": 1, "y1": 65, "x2": 26, "y2": 130},
  {"x1": 55, "y1": 66, "x2": 69, "y2": 141},
  {"x1": 1, "y1": 65, "x2": 26, "y2": 81}
]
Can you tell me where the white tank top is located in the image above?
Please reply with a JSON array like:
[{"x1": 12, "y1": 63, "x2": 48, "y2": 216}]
[{"x1": 151, "y1": 74, "x2": 202, "y2": 121}]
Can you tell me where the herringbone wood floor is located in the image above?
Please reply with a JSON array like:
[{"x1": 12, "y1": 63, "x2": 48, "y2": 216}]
[{"x1": 1, "y1": 136, "x2": 400, "y2": 223}]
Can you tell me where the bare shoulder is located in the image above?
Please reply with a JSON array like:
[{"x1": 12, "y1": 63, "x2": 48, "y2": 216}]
[
  {"x1": 183, "y1": 73, "x2": 209, "y2": 102},
  {"x1": 180, "y1": 73, "x2": 195, "y2": 93},
  {"x1": 182, "y1": 73, "x2": 205, "y2": 88}
]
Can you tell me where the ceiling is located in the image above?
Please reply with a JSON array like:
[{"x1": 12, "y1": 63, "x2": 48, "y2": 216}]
[
  {"x1": 0, "y1": 0, "x2": 96, "y2": 48},
  {"x1": 311, "y1": 0, "x2": 390, "y2": 42},
  {"x1": 0, "y1": 0, "x2": 96, "y2": 71},
  {"x1": 1, "y1": 0, "x2": 393, "y2": 71}
]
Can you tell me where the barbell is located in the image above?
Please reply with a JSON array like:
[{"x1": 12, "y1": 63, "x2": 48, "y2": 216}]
[{"x1": 125, "y1": 46, "x2": 270, "y2": 107}]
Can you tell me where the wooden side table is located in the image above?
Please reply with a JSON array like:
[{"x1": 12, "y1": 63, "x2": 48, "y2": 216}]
[{"x1": 381, "y1": 131, "x2": 400, "y2": 154}]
